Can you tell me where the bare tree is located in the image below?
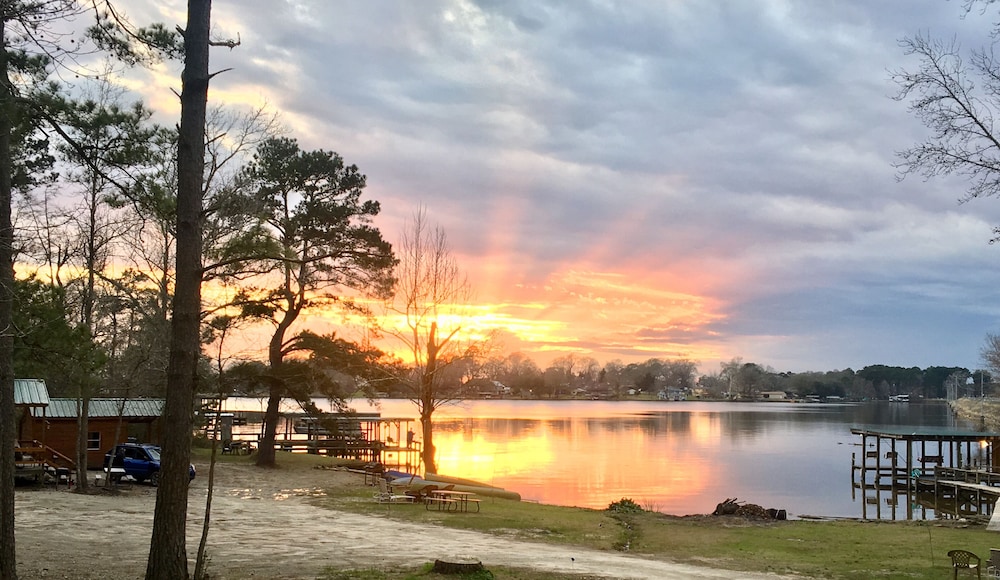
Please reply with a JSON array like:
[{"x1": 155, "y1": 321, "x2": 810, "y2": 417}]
[
  {"x1": 383, "y1": 208, "x2": 473, "y2": 473},
  {"x1": 982, "y1": 333, "x2": 1000, "y2": 380},
  {"x1": 0, "y1": 3, "x2": 181, "y2": 577},
  {"x1": 1, "y1": 3, "x2": 88, "y2": 578},
  {"x1": 892, "y1": 7, "x2": 1000, "y2": 239},
  {"x1": 59, "y1": 85, "x2": 159, "y2": 491}
]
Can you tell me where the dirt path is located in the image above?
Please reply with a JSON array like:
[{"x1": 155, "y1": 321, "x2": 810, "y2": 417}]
[{"x1": 14, "y1": 460, "x2": 793, "y2": 579}]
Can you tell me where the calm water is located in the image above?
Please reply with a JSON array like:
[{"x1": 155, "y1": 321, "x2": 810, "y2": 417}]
[{"x1": 221, "y1": 397, "x2": 972, "y2": 519}]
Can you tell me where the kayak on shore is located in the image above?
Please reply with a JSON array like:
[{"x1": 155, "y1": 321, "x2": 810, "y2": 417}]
[{"x1": 390, "y1": 475, "x2": 522, "y2": 501}]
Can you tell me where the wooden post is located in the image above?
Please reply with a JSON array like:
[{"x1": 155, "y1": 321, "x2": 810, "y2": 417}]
[{"x1": 906, "y1": 439, "x2": 913, "y2": 495}]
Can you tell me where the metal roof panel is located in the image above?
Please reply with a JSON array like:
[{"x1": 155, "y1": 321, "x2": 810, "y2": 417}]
[
  {"x1": 33, "y1": 398, "x2": 164, "y2": 419},
  {"x1": 14, "y1": 379, "x2": 49, "y2": 406}
]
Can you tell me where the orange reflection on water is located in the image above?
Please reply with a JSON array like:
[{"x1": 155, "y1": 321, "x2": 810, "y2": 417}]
[{"x1": 431, "y1": 414, "x2": 719, "y2": 511}]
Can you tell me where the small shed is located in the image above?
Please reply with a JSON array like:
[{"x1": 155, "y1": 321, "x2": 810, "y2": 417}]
[{"x1": 23, "y1": 398, "x2": 165, "y2": 468}]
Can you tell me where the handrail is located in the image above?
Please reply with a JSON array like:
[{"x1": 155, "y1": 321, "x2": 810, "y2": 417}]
[{"x1": 16, "y1": 439, "x2": 76, "y2": 470}]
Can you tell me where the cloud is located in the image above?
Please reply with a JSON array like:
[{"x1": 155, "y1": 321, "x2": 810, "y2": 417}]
[{"x1": 120, "y1": 0, "x2": 1000, "y2": 373}]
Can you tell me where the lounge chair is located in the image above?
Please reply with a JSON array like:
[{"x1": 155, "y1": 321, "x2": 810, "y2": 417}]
[
  {"x1": 949, "y1": 549, "x2": 981, "y2": 579},
  {"x1": 374, "y1": 478, "x2": 414, "y2": 503}
]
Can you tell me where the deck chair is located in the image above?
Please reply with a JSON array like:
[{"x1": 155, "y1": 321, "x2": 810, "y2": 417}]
[
  {"x1": 374, "y1": 478, "x2": 414, "y2": 503},
  {"x1": 987, "y1": 548, "x2": 1000, "y2": 578},
  {"x1": 949, "y1": 549, "x2": 982, "y2": 579}
]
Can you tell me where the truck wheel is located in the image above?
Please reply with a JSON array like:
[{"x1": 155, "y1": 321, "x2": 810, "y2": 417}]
[{"x1": 150, "y1": 471, "x2": 160, "y2": 487}]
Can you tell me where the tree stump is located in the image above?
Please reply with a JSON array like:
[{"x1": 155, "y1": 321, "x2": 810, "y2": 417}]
[{"x1": 431, "y1": 558, "x2": 485, "y2": 574}]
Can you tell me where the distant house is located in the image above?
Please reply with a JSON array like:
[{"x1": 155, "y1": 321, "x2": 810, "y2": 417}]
[
  {"x1": 658, "y1": 388, "x2": 687, "y2": 401},
  {"x1": 760, "y1": 391, "x2": 788, "y2": 401},
  {"x1": 656, "y1": 387, "x2": 687, "y2": 401},
  {"x1": 465, "y1": 378, "x2": 511, "y2": 398},
  {"x1": 20, "y1": 396, "x2": 165, "y2": 468}
]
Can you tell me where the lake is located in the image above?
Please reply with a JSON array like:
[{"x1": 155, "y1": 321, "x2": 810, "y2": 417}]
[{"x1": 220, "y1": 397, "x2": 974, "y2": 519}]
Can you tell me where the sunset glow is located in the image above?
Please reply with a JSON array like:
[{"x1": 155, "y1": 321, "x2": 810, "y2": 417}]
[
  {"x1": 97, "y1": 1, "x2": 1000, "y2": 373},
  {"x1": 431, "y1": 413, "x2": 716, "y2": 509}
]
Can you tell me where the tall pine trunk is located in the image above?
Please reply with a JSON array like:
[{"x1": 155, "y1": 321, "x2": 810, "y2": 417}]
[
  {"x1": 256, "y1": 309, "x2": 296, "y2": 467},
  {"x1": 255, "y1": 392, "x2": 280, "y2": 466},
  {"x1": 145, "y1": 2, "x2": 211, "y2": 579},
  {"x1": 0, "y1": 13, "x2": 17, "y2": 580}
]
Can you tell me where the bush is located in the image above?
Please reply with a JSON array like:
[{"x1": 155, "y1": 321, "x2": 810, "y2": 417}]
[{"x1": 607, "y1": 498, "x2": 644, "y2": 514}]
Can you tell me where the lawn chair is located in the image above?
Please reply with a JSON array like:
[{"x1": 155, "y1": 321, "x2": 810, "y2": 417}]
[
  {"x1": 949, "y1": 549, "x2": 982, "y2": 579},
  {"x1": 374, "y1": 478, "x2": 414, "y2": 503},
  {"x1": 987, "y1": 548, "x2": 1000, "y2": 578}
]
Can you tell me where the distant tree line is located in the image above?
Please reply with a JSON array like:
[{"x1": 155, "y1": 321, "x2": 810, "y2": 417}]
[{"x1": 354, "y1": 352, "x2": 994, "y2": 402}]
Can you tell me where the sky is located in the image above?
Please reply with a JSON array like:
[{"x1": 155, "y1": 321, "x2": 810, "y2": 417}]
[{"x1": 111, "y1": 1, "x2": 1000, "y2": 375}]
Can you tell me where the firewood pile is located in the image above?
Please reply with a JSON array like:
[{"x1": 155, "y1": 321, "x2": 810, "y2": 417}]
[{"x1": 712, "y1": 498, "x2": 786, "y2": 520}]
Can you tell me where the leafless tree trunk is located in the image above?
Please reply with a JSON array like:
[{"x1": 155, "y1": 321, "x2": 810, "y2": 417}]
[{"x1": 384, "y1": 208, "x2": 473, "y2": 474}]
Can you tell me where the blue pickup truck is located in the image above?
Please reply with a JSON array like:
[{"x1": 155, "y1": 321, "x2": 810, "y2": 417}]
[{"x1": 103, "y1": 442, "x2": 196, "y2": 486}]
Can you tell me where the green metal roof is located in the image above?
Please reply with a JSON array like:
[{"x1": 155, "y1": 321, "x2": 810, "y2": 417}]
[
  {"x1": 32, "y1": 398, "x2": 164, "y2": 419},
  {"x1": 14, "y1": 379, "x2": 49, "y2": 407}
]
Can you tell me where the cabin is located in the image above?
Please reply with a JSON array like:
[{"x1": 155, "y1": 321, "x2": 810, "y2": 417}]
[
  {"x1": 760, "y1": 391, "x2": 788, "y2": 401},
  {"x1": 20, "y1": 396, "x2": 165, "y2": 468}
]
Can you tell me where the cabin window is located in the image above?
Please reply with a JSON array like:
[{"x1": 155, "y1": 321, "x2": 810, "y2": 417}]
[{"x1": 87, "y1": 432, "x2": 101, "y2": 451}]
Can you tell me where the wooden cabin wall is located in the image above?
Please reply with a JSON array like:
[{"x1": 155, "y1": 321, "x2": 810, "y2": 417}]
[{"x1": 19, "y1": 416, "x2": 162, "y2": 468}]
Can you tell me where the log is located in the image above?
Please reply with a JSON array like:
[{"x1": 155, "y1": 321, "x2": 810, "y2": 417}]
[{"x1": 431, "y1": 558, "x2": 485, "y2": 574}]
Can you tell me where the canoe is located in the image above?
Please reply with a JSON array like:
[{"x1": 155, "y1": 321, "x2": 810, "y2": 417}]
[
  {"x1": 424, "y1": 472, "x2": 503, "y2": 489},
  {"x1": 390, "y1": 476, "x2": 521, "y2": 501}
]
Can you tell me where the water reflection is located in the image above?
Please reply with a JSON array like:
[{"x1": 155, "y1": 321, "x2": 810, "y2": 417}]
[
  {"x1": 415, "y1": 400, "x2": 966, "y2": 519},
  {"x1": 222, "y1": 398, "x2": 969, "y2": 519}
]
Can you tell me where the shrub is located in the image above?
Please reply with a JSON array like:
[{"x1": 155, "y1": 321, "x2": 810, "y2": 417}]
[{"x1": 607, "y1": 498, "x2": 644, "y2": 514}]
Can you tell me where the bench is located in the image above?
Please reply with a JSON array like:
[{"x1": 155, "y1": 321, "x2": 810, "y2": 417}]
[
  {"x1": 425, "y1": 497, "x2": 459, "y2": 511},
  {"x1": 425, "y1": 490, "x2": 481, "y2": 512}
]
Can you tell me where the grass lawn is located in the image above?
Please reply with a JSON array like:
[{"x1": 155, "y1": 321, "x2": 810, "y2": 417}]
[{"x1": 197, "y1": 450, "x2": 1000, "y2": 579}]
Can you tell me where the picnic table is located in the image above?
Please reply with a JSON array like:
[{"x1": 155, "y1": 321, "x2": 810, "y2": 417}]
[
  {"x1": 425, "y1": 489, "x2": 480, "y2": 512},
  {"x1": 95, "y1": 467, "x2": 128, "y2": 488},
  {"x1": 222, "y1": 441, "x2": 254, "y2": 455}
]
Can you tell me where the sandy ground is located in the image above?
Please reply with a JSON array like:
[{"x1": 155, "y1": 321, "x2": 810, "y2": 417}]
[{"x1": 13, "y1": 459, "x2": 794, "y2": 580}]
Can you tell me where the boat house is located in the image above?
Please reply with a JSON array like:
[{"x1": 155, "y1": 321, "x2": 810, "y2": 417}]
[{"x1": 852, "y1": 425, "x2": 1000, "y2": 520}]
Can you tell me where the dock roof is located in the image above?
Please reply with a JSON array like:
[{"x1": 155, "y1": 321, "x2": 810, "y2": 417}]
[{"x1": 851, "y1": 426, "x2": 1000, "y2": 442}]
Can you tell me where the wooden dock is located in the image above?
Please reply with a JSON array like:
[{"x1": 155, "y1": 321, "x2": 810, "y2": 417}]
[
  {"x1": 850, "y1": 426, "x2": 1000, "y2": 520},
  {"x1": 200, "y1": 407, "x2": 423, "y2": 471}
]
